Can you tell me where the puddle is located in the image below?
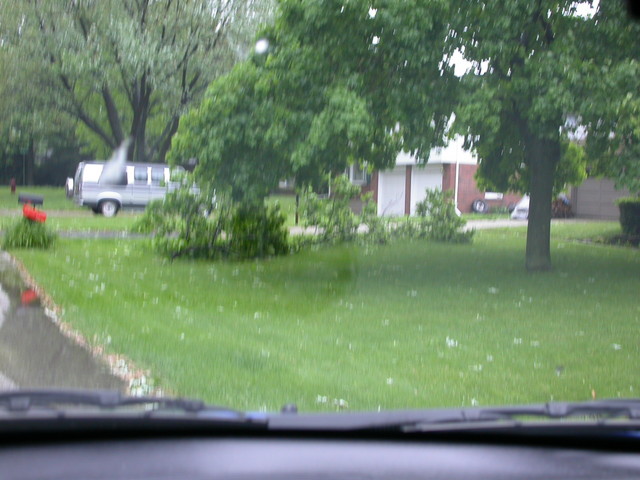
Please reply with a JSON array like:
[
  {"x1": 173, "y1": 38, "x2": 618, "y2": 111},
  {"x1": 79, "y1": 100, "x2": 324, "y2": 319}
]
[{"x1": 0, "y1": 253, "x2": 125, "y2": 392}]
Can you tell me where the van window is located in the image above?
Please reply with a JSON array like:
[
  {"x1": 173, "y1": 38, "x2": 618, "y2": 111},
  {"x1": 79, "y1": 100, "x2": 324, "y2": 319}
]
[
  {"x1": 99, "y1": 165, "x2": 127, "y2": 186},
  {"x1": 151, "y1": 167, "x2": 165, "y2": 185},
  {"x1": 134, "y1": 166, "x2": 148, "y2": 185},
  {"x1": 82, "y1": 164, "x2": 103, "y2": 183}
]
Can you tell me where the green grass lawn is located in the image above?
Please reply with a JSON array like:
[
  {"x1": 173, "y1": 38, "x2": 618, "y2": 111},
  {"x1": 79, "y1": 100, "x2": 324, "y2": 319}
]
[
  {"x1": 0, "y1": 210, "x2": 142, "y2": 233},
  {"x1": 0, "y1": 186, "x2": 79, "y2": 211},
  {"x1": 266, "y1": 193, "x2": 298, "y2": 227},
  {"x1": 9, "y1": 222, "x2": 639, "y2": 412},
  {"x1": 47, "y1": 213, "x2": 142, "y2": 233},
  {"x1": 0, "y1": 190, "x2": 296, "y2": 231}
]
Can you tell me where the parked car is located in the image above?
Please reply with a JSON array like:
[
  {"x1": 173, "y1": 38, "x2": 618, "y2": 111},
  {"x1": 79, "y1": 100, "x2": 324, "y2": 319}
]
[
  {"x1": 510, "y1": 195, "x2": 530, "y2": 220},
  {"x1": 509, "y1": 194, "x2": 573, "y2": 220},
  {"x1": 71, "y1": 161, "x2": 183, "y2": 217}
]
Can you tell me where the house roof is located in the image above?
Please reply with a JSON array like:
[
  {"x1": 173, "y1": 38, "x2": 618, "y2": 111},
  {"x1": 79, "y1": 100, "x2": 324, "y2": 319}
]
[{"x1": 395, "y1": 135, "x2": 478, "y2": 166}]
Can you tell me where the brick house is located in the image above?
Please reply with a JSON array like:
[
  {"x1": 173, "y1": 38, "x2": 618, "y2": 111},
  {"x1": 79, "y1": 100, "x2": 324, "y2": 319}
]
[{"x1": 350, "y1": 136, "x2": 521, "y2": 216}]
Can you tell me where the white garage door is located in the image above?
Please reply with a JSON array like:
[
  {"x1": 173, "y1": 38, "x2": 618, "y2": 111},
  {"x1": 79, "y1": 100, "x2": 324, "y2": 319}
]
[
  {"x1": 377, "y1": 166, "x2": 406, "y2": 216},
  {"x1": 377, "y1": 165, "x2": 442, "y2": 216},
  {"x1": 410, "y1": 165, "x2": 443, "y2": 215}
]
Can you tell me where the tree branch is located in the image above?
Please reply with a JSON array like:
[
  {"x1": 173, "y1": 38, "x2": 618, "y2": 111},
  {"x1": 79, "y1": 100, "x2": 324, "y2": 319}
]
[
  {"x1": 101, "y1": 86, "x2": 125, "y2": 144},
  {"x1": 150, "y1": 115, "x2": 180, "y2": 162}
]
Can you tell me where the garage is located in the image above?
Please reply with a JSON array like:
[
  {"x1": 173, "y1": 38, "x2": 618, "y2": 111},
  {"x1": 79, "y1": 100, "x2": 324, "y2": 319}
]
[
  {"x1": 377, "y1": 166, "x2": 407, "y2": 216},
  {"x1": 375, "y1": 157, "x2": 443, "y2": 216},
  {"x1": 410, "y1": 165, "x2": 443, "y2": 214},
  {"x1": 571, "y1": 178, "x2": 629, "y2": 220}
]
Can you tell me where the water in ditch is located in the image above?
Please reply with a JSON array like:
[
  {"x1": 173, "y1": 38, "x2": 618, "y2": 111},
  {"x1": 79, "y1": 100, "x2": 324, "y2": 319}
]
[{"x1": 0, "y1": 253, "x2": 125, "y2": 392}]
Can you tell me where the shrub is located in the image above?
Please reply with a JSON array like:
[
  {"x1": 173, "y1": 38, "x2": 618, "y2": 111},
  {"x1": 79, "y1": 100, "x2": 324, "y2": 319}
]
[
  {"x1": 300, "y1": 181, "x2": 472, "y2": 246},
  {"x1": 227, "y1": 203, "x2": 289, "y2": 259},
  {"x1": 133, "y1": 180, "x2": 289, "y2": 261},
  {"x1": 413, "y1": 189, "x2": 474, "y2": 243},
  {"x1": 301, "y1": 174, "x2": 386, "y2": 245},
  {"x1": 133, "y1": 183, "x2": 225, "y2": 259},
  {"x1": 3, "y1": 217, "x2": 56, "y2": 249},
  {"x1": 617, "y1": 197, "x2": 640, "y2": 236}
]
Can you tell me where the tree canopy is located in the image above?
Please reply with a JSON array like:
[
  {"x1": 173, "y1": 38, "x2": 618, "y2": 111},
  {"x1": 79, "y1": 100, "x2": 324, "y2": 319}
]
[
  {"x1": 450, "y1": 0, "x2": 638, "y2": 270},
  {"x1": 577, "y1": 1, "x2": 640, "y2": 195},
  {"x1": 169, "y1": 0, "x2": 458, "y2": 201},
  {"x1": 170, "y1": 0, "x2": 637, "y2": 270},
  {"x1": 0, "y1": 40, "x2": 80, "y2": 185},
  {"x1": 0, "y1": 0, "x2": 271, "y2": 163}
]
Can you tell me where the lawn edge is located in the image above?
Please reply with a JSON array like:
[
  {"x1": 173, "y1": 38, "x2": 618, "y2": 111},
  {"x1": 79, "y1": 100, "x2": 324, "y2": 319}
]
[{"x1": 3, "y1": 251, "x2": 165, "y2": 398}]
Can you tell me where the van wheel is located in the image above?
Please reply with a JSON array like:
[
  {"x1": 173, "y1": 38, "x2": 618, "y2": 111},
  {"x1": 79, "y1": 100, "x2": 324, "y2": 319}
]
[{"x1": 100, "y1": 200, "x2": 119, "y2": 217}]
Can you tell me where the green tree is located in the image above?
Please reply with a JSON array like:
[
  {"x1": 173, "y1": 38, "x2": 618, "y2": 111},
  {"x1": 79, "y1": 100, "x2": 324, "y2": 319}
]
[
  {"x1": 170, "y1": 0, "x2": 457, "y2": 200},
  {"x1": 169, "y1": 61, "x2": 295, "y2": 204},
  {"x1": 0, "y1": 0, "x2": 271, "y2": 163},
  {"x1": 0, "y1": 42, "x2": 78, "y2": 185},
  {"x1": 577, "y1": 1, "x2": 640, "y2": 195},
  {"x1": 449, "y1": 0, "x2": 626, "y2": 271}
]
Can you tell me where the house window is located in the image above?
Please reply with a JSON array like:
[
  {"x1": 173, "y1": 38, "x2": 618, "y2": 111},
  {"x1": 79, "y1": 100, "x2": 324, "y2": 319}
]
[{"x1": 347, "y1": 164, "x2": 368, "y2": 185}]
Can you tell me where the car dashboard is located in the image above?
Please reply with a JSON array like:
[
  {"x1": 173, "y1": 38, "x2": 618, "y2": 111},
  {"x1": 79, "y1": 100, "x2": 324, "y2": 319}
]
[{"x1": 3, "y1": 429, "x2": 640, "y2": 480}]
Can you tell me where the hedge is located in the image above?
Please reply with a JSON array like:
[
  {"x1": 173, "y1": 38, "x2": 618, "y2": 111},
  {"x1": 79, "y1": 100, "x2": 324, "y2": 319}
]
[{"x1": 617, "y1": 197, "x2": 640, "y2": 236}]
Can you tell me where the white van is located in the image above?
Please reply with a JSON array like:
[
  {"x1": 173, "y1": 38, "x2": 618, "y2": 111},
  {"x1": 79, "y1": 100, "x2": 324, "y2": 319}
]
[{"x1": 72, "y1": 161, "x2": 183, "y2": 216}]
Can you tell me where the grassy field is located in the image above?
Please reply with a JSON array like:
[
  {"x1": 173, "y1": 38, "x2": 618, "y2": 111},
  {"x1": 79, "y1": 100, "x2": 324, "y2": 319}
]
[
  {"x1": 0, "y1": 187, "x2": 300, "y2": 230},
  {"x1": 9, "y1": 221, "x2": 639, "y2": 412},
  {"x1": 0, "y1": 185, "x2": 139, "y2": 232},
  {"x1": 0, "y1": 210, "x2": 141, "y2": 233},
  {"x1": 0, "y1": 186, "x2": 79, "y2": 211},
  {"x1": 266, "y1": 193, "x2": 298, "y2": 227}
]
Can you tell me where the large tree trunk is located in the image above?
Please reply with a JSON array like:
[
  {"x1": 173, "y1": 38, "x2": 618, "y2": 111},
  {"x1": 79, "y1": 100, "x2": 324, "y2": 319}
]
[
  {"x1": 128, "y1": 74, "x2": 151, "y2": 162},
  {"x1": 525, "y1": 136, "x2": 560, "y2": 272}
]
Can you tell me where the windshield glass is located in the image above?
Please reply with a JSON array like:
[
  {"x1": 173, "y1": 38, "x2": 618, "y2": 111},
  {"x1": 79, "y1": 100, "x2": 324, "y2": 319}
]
[{"x1": 0, "y1": 0, "x2": 638, "y2": 415}]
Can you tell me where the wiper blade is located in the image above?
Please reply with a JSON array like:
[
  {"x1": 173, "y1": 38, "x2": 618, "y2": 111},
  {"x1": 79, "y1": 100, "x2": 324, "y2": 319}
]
[
  {"x1": 472, "y1": 399, "x2": 640, "y2": 422},
  {"x1": 0, "y1": 389, "x2": 203, "y2": 412},
  {"x1": 267, "y1": 399, "x2": 640, "y2": 431},
  {"x1": 0, "y1": 389, "x2": 265, "y2": 424}
]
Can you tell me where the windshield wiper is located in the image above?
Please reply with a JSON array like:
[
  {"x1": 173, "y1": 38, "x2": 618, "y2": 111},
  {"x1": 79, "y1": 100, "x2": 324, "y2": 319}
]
[
  {"x1": 0, "y1": 389, "x2": 266, "y2": 424},
  {"x1": 267, "y1": 399, "x2": 640, "y2": 431},
  {"x1": 4, "y1": 391, "x2": 639, "y2": 432},
  {"x1": 465, "y1": 399, "x2": 640, "y2": 422},
  {"x1": 0, "y1": 389, "x2": 202, "y2": 412}
]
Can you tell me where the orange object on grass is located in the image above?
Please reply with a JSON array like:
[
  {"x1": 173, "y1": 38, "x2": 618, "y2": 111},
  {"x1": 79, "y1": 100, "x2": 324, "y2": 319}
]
[
  {"x1": 22, "y1": 204, "x2": 47, "y2": 223},
  {"x1": 21, "y1": 289, "x2": 38, "y2": 305}
]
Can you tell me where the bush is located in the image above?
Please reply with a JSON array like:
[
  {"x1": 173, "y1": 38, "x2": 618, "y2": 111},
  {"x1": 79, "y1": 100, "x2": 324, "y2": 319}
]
[
  {"x1": 413, "y1": 189, "x2": 474, "y2": 243},
  {"x1": 133, "y1": 181, "x2": 289, "y2": 261},
  {"x1": 3, "y1": 217, "x2": 56, "y2": 249},
  {"x1": 300, "y1": 181, "x2": 472, "y2": 246},
  {"x1": 133, "y1": 183, "x2": 225, "y2": 259},
  {"x1": 617, "y1": 197, "x2": 640, "y2": 236},
  {"x1": 301, "y1": 174, "x2": 387, "y2": 245},
  {"x1": 227, "y1": 203, "x2": 289, "y2": 259}
]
